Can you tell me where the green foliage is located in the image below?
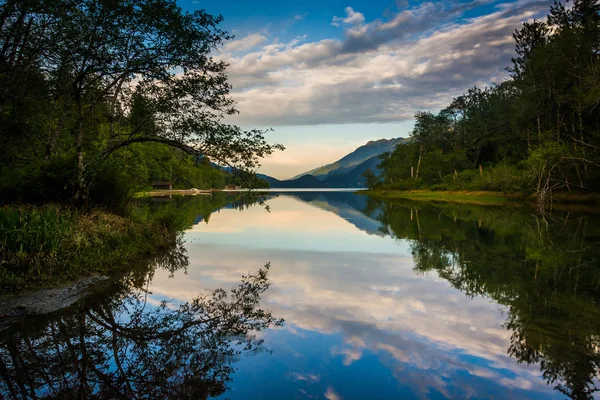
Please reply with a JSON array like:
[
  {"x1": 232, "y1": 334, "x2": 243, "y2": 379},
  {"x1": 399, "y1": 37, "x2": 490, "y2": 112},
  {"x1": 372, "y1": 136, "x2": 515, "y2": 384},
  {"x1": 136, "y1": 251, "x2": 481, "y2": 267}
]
[
  {"x1": 0, "y1": 192, "x2": 260, "y2": 291},
  {"x1": 0, "y1": 205, "x2": 74, "y2": 255},
  {"x1": 362, "y1": 168, "x2": 381, "y2": 189},
  {"x1": 0, "y1": 0, "x2": 282, "y2": 206},
  {"x1": 0, "y1": 205, "x2": 176, "y2": 292},
  {"x1": 0, "y1": 193, "x2": 267, "y2": 290},
  {"x1": 379, "y1": 0, "x2": 600, "y2": 197}
]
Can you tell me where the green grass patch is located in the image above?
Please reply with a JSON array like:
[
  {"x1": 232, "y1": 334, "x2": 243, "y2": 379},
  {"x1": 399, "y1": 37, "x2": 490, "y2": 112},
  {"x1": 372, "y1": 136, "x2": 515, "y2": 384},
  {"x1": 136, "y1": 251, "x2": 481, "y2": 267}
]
[
  {"x1": 362, "y1": 189, "x2": 525, "y2": 206},
  {"x1": 0, "y1": 205, "x2": 180, "y2": 293},
  {"x1": 362, "y1": 189, "x2": 600, "y2": 209}
]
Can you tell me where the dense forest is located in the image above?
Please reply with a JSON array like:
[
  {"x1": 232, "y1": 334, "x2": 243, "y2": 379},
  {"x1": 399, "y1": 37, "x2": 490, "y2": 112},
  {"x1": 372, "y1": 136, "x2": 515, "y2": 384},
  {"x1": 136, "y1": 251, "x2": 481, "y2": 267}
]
[
  {"x1": 375, "y1": 0, "x2": 600, "y2": 202},
  {"x1": 0, "y1": 0, "x2": 282, "y2": 208}
]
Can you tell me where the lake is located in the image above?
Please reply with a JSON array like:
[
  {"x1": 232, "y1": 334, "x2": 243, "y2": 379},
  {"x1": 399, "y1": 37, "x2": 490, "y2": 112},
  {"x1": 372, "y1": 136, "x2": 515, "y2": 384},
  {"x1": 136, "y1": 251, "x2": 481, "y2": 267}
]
[{"x1": 1, "y1": 190, "x2": 599, "y2": 399}]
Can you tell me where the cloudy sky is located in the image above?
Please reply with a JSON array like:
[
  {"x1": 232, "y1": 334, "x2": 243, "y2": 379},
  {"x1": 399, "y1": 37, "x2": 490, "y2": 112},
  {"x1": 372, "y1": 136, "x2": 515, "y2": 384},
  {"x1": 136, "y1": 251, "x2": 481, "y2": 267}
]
[{"x1": 180, "y1": 0, "x2": 554, "y2": 179}]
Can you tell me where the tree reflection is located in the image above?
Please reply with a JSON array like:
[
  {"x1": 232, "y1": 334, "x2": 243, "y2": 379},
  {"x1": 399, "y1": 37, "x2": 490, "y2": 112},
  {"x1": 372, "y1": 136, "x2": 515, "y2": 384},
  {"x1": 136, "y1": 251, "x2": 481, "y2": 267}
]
[
  {"x1": 0, "y1": 244, "x2": 283, "y2": 399},
  {"x1": 366, "y1": 198, "x2": 600, "y2": 399}
]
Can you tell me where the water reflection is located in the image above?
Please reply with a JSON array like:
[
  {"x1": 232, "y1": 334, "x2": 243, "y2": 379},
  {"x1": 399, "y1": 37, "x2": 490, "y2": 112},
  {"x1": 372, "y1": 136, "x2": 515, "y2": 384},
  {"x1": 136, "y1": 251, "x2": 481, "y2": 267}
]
[
  {"x1": 1, "y1": 192, "x2": 599, "y2": 399},
  {"x1": 171, "y1": 192, "x2": 599, "y2": 399},
  {"x1": 377, "y1": 201, "x2": 600, "y2": 400},
  {"x1": 0, "y1": 242, "x2": 282, "y2": 399}
]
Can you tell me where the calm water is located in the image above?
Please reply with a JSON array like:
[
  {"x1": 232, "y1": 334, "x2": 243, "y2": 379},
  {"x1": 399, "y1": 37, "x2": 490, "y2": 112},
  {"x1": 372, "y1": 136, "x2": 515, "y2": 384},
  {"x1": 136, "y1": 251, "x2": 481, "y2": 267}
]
[{"x1": 1, "y1": 191, "x2": 600, "y2": 399}]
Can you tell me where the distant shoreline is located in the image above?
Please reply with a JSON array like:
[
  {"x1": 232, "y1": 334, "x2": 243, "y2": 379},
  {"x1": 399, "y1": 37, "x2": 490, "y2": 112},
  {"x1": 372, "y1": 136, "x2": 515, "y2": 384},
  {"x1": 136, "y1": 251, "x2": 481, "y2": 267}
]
[
  {"x1": 137, "y1": 188, "x2": 367, "y2": 196},
  {"x1": 361, "y1": 189, "x2": 600, "y2": 210}
]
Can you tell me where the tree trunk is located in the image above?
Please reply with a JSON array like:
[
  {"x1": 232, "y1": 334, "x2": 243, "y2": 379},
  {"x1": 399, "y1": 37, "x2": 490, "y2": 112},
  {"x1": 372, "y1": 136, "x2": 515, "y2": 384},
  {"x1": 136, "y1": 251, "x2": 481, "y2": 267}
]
[
  {"x1": 75, "y1": 118, "x2": 87, "y2": 205},
  {"x1": 537, "y1": 112, "x2": 542, "y2": 144},
  {"x1": 44, "y1": 100, "x2": 68, "y2": 160},
  {"x1": 556, "y1": 104, "x2": 560, "y2": 142},
  {"x1": 579, "y1": 110, "x2": 588, "y2": 175},
  {"x1": 415, "y1": 144, "x2": 423, "y2": 179}
]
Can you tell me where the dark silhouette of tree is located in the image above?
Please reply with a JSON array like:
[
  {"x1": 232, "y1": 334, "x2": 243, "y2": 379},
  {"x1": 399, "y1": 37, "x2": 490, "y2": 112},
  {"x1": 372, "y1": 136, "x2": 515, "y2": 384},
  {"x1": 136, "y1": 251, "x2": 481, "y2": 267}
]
[{"x1": 0, "y1": 244, "x2": 283, "y2": 399}]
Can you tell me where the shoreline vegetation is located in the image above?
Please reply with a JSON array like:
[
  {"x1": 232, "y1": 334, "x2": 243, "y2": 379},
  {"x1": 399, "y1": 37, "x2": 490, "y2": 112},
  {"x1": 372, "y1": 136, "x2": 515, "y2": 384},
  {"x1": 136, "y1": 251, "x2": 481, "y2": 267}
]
[
  {"x1": 0, "y1": 192, "x2": 249, "y2": 294},
  {"x1": 0, "y1": 205, "x2": 183, "y2": 294},
  {"x1": 362, "y1": 189, "x2": 600, "y2": 208},
  {"x1": 135, "y1": 187, "x2": 243, "y2": 197}
]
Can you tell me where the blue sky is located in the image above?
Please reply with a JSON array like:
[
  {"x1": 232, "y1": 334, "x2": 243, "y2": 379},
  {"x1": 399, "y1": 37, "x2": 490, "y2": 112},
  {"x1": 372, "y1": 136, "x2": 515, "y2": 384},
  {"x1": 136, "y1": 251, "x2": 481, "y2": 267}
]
[{"x1": 178, "y1": 0, "x2": 554, "y2": 178}]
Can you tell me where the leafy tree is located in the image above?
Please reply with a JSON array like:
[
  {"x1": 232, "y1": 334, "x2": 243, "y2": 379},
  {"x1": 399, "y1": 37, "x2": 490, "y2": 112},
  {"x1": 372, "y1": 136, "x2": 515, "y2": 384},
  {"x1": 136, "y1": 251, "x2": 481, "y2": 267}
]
[
  {"x1": 0, "y1": 0, "x2": 283, "y2": 205},
  {"x1": 362, "y1": 168, "x2": 380, "y2": 189},
  {"x1": 378, "y1": 0, "x2": 600, "y2": 199}
]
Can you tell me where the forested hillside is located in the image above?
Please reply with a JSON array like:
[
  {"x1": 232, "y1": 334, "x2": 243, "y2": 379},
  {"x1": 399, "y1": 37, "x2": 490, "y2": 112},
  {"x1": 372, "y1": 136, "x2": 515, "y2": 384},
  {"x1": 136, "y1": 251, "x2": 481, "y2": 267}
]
[{"x1": 375, "y1": 0, "x2": 600, "y2": 203}]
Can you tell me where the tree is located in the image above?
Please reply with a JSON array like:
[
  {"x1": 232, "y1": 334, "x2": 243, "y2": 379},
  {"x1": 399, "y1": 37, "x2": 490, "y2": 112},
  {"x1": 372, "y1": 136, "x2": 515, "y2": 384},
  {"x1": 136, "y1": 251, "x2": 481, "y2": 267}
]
[
  {"x1": 0, "y1": 0, "x2": 283, "y2": 205},
  {"x1": 362, "y1": 168, "x2": 380, "y2": 189},
  {"x1": 377, "y1": 0, "x2": 600, "y2": 197}
]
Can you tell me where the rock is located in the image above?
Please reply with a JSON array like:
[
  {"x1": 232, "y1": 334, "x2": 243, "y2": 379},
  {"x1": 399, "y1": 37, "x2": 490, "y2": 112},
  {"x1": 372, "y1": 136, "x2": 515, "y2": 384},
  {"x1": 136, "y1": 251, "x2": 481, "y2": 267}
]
[{"x1": 0, "y1": 275, "x2": 109, "y2": 324}]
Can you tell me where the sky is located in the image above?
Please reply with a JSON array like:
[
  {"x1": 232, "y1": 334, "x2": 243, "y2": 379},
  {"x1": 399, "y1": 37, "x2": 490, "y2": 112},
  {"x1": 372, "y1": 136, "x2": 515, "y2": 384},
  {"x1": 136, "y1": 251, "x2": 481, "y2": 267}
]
[{"x1": 178, "y1": 0, "x2": 554, "y2": 179}]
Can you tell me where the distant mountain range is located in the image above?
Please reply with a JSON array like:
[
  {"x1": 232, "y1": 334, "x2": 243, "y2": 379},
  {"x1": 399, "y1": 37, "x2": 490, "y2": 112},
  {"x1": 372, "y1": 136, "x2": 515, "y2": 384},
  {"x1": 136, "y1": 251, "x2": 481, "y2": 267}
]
[{"x1": 260, "y1": 137, "x2": 407, "y2": 188}]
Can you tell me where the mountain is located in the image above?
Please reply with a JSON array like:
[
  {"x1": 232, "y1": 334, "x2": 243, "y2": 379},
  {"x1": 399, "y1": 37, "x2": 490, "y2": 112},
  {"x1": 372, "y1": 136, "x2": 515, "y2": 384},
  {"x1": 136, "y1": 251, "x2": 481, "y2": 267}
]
[
  {"x1": 257, "y1": 173, "x2": 326, "y2": 188},
  {"x1": 257, "y1": 137, "x2": 408, "y2": 188},
  {"x1": 292, "y1": 138, "x2": 407, "y2": 180},
  {"x1": 319, "y1": 154, "x2": 382, "y2": 187}
]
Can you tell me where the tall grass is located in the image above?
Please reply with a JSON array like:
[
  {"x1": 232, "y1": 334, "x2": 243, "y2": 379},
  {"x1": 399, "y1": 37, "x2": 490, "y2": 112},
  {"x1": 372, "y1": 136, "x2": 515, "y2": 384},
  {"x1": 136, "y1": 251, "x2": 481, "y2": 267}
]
[
  {"x1": 0, "y1": 205, "x2": 74, "y2": 255},
  {"x1": 0, "y1": 205, "x2": 179, "y2": 293}
]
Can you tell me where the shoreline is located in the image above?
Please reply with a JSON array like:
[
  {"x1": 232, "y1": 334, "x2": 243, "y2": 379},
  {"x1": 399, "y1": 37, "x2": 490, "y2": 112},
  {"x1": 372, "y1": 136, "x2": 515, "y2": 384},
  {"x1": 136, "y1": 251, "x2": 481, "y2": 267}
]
[
  {"x1": 138, "y1": 187, "x2": 600, "y2": 209},
  {"x1": 136, "y1": 189, "x2": 217, "y2": 197},
  {"x1": 360, "y1": 189, "x2": 600, "y2": 209},
  {"x1": 135, "y1": 188, "x2": 246, "y2": 197},
  {"x1": 0, "y1": 205, "x2": 181, "y2": 294}
]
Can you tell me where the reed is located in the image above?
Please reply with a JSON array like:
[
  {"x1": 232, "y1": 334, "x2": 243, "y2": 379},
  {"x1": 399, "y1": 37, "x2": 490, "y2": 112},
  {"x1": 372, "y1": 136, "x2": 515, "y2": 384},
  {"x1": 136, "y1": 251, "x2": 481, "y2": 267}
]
[
  {"x1": 0, "y1": 205, "x2": 178, "y2": 293},
  {"x1": 0, "y1": 205, "x2": 74, "y2": 255}
]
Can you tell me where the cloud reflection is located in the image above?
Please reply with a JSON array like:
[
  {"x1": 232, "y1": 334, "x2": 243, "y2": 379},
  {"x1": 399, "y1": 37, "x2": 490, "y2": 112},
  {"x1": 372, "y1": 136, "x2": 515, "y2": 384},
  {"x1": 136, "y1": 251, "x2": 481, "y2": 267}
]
[{"x1": 146, "y1": 195, "x2": 558, "y2": 399}]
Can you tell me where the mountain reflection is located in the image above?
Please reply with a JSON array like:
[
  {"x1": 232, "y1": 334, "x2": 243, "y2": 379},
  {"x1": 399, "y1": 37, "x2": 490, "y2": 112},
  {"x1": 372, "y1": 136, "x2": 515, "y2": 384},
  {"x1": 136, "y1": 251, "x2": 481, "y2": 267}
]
[
  {"x1": 180, "y1": 192, "x2": 600, "y2": 399},
  {"x1": 3, "y1": 192, "x2": 598, "y2": 400},
  {"x1": 0, "y1": 243, "x2": 282, "y2": 399}
]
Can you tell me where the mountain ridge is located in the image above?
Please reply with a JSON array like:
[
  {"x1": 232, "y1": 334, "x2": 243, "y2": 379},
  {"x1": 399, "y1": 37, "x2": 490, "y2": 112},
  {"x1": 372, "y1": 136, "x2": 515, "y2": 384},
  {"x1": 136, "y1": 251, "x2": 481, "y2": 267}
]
[
  {"x1": 260, "y1": 137, "x2": 408, "y2": 188},
  {"x1": 291, "y1": 137, "x2": 405, "y2": 181}
]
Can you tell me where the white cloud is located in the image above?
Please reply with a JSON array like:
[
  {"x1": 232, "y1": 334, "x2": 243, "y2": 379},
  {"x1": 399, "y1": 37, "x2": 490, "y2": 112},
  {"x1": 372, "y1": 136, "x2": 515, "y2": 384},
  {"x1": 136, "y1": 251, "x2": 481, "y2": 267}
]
[
  {"x1": 332, "y1": 7, "x2": 366, "y2": 27},
  {"x1": 217, "y1": 0, "x2": 553, "y2": 127},
  {"x1": 294, "y1": 13, "x2": 308, "y2": 21},
  {"x1": 224, "y1": 33, "x2": 268, "y2": 52}
]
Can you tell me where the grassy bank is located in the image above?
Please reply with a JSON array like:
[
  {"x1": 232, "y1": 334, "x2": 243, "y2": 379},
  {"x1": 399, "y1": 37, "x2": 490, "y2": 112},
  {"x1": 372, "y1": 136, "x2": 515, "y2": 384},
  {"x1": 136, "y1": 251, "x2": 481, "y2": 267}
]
[
  {"x1": 0, "y1": 205, "x2": 184, "y2": 293},
  {"x1": 362, "y1": 189, "x2": 600, "y2": 207},
  {"x1": 362, "y1": 190, "x2": 522, "y2": 205}
]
